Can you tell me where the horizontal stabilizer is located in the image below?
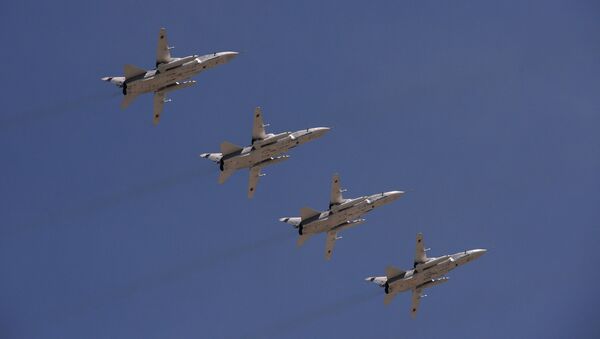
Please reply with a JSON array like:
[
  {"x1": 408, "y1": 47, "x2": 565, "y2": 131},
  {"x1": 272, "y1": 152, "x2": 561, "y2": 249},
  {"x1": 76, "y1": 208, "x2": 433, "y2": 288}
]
[
  {"x1": 218, "y1": 169, "x2": 235, "y2": 184},
  {"x1": 124, "y1": 64, "x2": 146, "y2": 79},
  {"x1": 297, "y1": 234, "x2": 312, "y2": 247},
  {"x1": 300, "y1": 207, "x2": 321, "y2": 220},
  {"x1": 121, "y1": 93, "x2": 139, "y2": 109},
  {"x1": 220, "y1": 141, "x2": 243, "y2": 156},
  {"x1": 384, "y1": 292, "x2": 397, "y2": 305},
  {"x1": 385, "y1": 266, "x2": 405, "y2": 278}
]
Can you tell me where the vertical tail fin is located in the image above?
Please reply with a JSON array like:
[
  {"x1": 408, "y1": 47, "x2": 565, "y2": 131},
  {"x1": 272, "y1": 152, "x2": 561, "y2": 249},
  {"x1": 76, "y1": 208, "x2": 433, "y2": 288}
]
[{"x1": 121, "y1": 93, "x2": 139, "y2": 109}]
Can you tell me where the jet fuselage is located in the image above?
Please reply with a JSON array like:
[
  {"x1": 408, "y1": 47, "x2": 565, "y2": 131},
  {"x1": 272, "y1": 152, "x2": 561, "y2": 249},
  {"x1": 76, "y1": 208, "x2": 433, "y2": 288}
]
[
  {"x1": 124, "y1": 52, "x2": 238, "y2": 95},
  {"x1": 299, "y1": 191, "x2": 404, "y2": 235},
  {"x1": 380, "y1": 249, "x2": 487, "y2": 294},
  {"x1": 220, "y1": 127, "x2": 329, "y2": 171}
]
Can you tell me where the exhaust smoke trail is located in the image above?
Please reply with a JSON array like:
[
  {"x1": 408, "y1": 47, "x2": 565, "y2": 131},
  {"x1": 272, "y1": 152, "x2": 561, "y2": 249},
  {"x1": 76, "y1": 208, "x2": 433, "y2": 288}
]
[
  {"x1": 118, "y1": 231, "x2": 293, "y2": 298},
  {"x1": 1, "y1": 91, "x2": 120, "y2": 129},
  {"x1": 65, "y1": 231, "x2": 293, "y2": 317},
  {"x1": 246, "y1": 289, "x2": 380, "y2": 338},
  {"x1": 4, "y1": 166, "x2": 210, "y2": 237}
]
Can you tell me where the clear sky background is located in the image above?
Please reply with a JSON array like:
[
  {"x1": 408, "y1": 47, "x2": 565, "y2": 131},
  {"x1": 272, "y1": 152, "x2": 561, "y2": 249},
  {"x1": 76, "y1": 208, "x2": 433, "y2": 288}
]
[{"x1": 1, "y1": 1, "x2": 599, "y2": 338}]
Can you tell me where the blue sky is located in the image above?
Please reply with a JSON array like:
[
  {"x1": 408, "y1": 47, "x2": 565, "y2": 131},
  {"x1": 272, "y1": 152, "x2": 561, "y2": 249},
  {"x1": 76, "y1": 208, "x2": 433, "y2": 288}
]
[{"x1": 1, "y1": 1, "x2": 599, "y2": 338}]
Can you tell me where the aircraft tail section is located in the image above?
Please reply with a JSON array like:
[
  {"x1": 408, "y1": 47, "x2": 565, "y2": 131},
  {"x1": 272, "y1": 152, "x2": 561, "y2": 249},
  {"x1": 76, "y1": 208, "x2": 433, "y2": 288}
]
[
  {"x1": 218, "y1": 169, "x2": 235, "y2": 184},
  {"x1": 385, "y1": 266, "x2": 405, "y2": 279},
  {"x1": 121, "y1": 93, "x2": 139, "y2": 109},
  {"x1": 101, "y1": 76, "x2": 125, "y2": 87},
  {"x1": 279, "y1": 217, "x2": 301, "y2": 227},
  {"x1": 300, "y1": 207, "x2": 321, "y2": 220},
  {"x1": 220, "y1": 141, "x2": 243, "y2": 156},
  {"x1": 297, "y1": 233, "x2": 312, "y2": 247},
  {"x1": 200, "y1": 153, "x2": 223, "y2": 163},
  {"x1": 384, "y1": 292, "x2": 397, "y2": 305},
  {"x1": 124, "y1": 64, "x2": 147, "y2": 79}
]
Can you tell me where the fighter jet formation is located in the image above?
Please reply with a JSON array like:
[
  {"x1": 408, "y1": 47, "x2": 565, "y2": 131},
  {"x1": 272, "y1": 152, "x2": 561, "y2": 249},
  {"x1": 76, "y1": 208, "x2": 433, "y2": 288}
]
[
  {"x1": 103, "y1": 28, "x2": 486, "y2": 319},
  {"x1": 280, "y1": 174, "x2": 404, "y2": 259},
  {"x1": 200, "y1": 107, "x2": 330, "y2": 198},
  {"x1": 102, "y1": 28, "x2": 237, "y2": 125},
  {"x1": 366, "y1": 233, "x2": 486, "y2": 317}
]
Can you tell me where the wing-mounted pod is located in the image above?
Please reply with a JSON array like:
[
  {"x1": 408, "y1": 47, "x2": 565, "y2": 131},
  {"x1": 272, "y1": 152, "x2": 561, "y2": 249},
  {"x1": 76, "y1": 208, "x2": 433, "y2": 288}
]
[
  {"x1": 158, "y1": 80, "x2": 197, "y2": 94},
  {"x1": 418, "y1": 277, "x2": 450, "y2": 289},
  {"x1": 256, "y1": 155, "x2": 290, "y2": 167}
]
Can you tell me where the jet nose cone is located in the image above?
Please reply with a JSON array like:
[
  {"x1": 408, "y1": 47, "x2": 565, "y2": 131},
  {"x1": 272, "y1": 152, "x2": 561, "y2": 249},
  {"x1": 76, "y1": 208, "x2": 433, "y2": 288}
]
[
  {"x1": 385, "y1": 190, "x2": 405, "y2": 200},
  {"x1": 309, "y1": 127, "x2": 331, "y2": 137},
  {"x1": 469, "y1": 249, "x2": 487, "y2": 260},
  {"x1": 218, "y1": 51, "x2": 239, "y2": 62}
]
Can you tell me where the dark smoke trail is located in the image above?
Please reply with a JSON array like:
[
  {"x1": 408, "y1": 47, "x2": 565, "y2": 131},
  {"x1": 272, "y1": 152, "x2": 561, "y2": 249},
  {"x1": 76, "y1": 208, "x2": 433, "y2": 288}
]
[
  {"x1": 66, "y1": 231, "x2": 293, "y2": 317},
  {"x1": 0, "y1": 91, "x2": 120, "y2": 129},
  {"x1": 118, "y1": 231, "x2": 293, "y2": 298},
  {"x1": 4, "y1": 166, "x2": 211, "y2": 237},
  {"x1": 245, "y1": 289, "x2": 380, "y2": 339}
]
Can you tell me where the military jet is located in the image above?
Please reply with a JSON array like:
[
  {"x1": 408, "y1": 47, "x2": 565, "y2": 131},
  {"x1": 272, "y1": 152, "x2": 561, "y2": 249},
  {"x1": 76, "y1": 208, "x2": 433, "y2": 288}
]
[
  {"x1": 365, "y1": 233, "x2": 487, "y2": 318},
  {"x1": 200, "y1": 107, "x2": 329, "y2": 198},
  {"x1": 102, "y1": 28, "x2": 238, "y2": 125},
  {"x1": 280, "y1": 174, "x2": 404, "y2": 260}
]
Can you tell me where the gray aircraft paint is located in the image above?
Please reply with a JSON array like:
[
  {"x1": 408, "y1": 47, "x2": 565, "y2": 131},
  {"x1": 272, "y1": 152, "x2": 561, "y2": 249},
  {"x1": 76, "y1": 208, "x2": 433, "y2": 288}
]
[
  {"x1": 280, "y1": 173, "x2": 404, "y2": 260},
  {"x1": 102, "y1": 27, "x2": 238, "y2": 125},
  {"x1": 200, "y1": 107, "x2": 329, "y2": 198},
  {"x1": 365, "y1": 233, "x2": 486, "y2": 318}
]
